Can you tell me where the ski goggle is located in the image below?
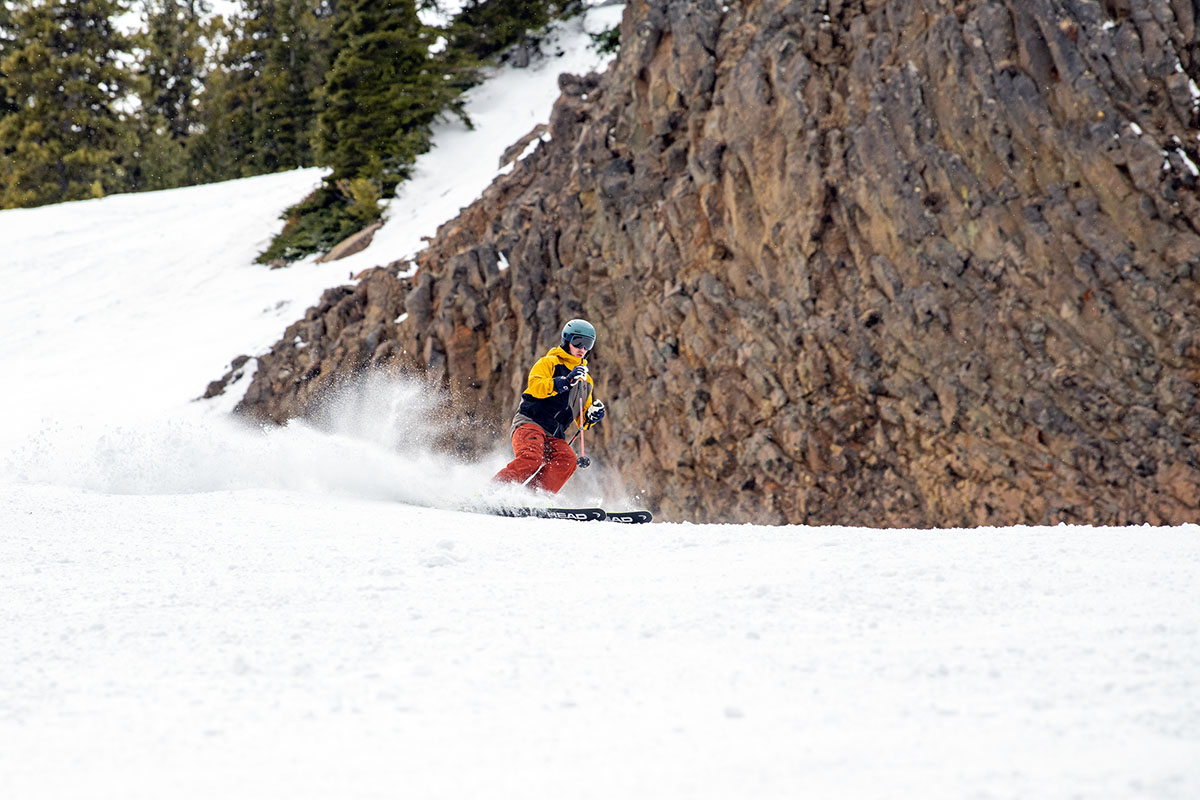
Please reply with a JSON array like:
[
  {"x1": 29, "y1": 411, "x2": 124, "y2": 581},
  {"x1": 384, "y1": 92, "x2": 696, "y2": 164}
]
[{"x1": 568, "y1": 334, "x2": 595, "y2": 350}]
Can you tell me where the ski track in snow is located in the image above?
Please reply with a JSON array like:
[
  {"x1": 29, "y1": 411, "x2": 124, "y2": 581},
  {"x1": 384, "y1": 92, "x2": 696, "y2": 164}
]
[{"x1": 2, "y1": 4, "x2": 1200, "y2": 798}]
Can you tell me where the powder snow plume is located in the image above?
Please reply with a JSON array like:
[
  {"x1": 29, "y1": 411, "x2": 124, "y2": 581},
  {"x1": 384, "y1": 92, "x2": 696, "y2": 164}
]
[
  {"x1": 3, "y1": 373, "x2": 636, "y2": 512},
  {"x1": 6, "y1": 375, "x2": 479, "y2": 507}
]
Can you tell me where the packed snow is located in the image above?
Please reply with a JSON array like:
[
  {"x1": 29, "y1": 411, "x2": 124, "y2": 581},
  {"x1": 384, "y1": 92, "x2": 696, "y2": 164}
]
[{"x1": 2, "y1": 5, "x2": 1199, "y2": 799}]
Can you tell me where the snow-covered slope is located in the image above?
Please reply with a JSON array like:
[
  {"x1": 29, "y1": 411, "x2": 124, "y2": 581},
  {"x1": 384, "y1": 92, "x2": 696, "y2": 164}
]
[
  {"x1": 3, "y1": 484, "x2": 1197, "y2": 800},
  {"x1": 2, "y1": 5, "x2": 1199, "y2": 799},
  {"x1": 0, "y1": 168, "x2": 324, "y2": 435}
]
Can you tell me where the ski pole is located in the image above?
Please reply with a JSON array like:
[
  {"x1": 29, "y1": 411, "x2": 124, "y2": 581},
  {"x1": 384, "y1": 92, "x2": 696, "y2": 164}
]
[{"x1": 522, "y1": 463, "x2": 545, "y2": 487}]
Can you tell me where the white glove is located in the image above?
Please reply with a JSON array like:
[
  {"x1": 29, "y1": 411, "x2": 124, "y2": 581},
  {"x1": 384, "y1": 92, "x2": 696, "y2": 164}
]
[
  {"x1": 570, "y1": 364, "x2": 589, "y2": 385},
  {"x1": 585, "y1": 400, "x2": 605, "y2": 425}
]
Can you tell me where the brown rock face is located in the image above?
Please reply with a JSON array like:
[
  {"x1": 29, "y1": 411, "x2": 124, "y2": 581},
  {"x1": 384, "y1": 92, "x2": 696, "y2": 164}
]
[{"x1": 227, "y1": 0, "x2": 1200, "y2": 526}]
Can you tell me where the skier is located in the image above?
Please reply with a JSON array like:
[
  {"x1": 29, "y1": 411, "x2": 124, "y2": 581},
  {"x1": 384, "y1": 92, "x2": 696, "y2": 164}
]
[{"x1": 492, "y1": 318, "x2": 606, "y2": 493}]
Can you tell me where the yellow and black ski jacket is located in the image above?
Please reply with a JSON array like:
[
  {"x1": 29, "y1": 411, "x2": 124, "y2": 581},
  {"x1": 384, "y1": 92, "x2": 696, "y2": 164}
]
[{"x1": 511, "y1": 346, "x2": 598, "y2": 440}]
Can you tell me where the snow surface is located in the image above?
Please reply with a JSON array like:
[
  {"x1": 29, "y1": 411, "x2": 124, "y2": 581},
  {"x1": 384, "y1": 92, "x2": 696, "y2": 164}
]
[{"x1": 3, "y1": 5, "x2": 1200, "y2": 799}]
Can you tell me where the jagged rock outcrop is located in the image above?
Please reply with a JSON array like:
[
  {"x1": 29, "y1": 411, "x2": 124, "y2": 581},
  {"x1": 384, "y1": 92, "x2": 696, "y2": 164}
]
[{"x1": 221, "y1": 0, "x2": 1200, "y2": 526}]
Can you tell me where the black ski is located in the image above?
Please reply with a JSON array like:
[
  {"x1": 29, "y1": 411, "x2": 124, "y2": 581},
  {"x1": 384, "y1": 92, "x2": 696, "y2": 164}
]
[
  {"x1": 491, "y1": 506, "x2": 607, "y2": 522},
  {"x1": 604, "y1": 510, "x2": 654, "y2": 524}
]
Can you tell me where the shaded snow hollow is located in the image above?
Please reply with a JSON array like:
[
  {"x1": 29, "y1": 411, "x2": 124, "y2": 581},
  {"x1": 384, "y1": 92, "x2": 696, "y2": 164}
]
[{"x1": 1, "y1": 4, "x2": 1199, "y2": 799}]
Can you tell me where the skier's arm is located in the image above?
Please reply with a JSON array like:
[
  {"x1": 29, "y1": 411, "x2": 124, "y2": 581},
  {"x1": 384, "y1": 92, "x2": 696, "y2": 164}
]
[{"x1": 524, "y1": 356, "x2": 560, "y2": 398}]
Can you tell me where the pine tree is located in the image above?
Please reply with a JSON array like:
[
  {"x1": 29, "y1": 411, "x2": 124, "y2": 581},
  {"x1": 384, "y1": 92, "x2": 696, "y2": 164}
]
[
  {"x1": 257, "y1": 0, "x2": 456, "y2": 264},
  {"x1": 256, "y1": 0, "x2": 324, "y2": 172},
  {"x1": 139, "y1": 0, "x2": 209, "y2": 141},
  {"x1": 0, "y1": 2, "x2": 18, "y2": 119},
  {"x1": 315, "y1": 0, "x2": 452, "y2": 192},
  {"x1": 186, "y1": 2, "x2": 270, "y2": 182},
  {"x1": 131, "y1": 0, "x2": 211, "y2": 190},
  {"x1": 0, "y1": 0, "x2": 137, "y2": 208},
  {"x1": 445, "y1": 0, "x2": 560, "y2": 63},
  {"x1": 188, "y1": 0, "x2": 330, "y2": 183},
  {"x1": 259, "y1": 0, "x2": 575, "y2": 264}
]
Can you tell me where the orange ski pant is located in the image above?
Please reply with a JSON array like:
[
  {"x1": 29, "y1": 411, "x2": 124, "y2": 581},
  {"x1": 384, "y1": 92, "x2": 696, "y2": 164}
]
[{"x1": 492, "y1": 423, "x2": 577, "y2": 493}]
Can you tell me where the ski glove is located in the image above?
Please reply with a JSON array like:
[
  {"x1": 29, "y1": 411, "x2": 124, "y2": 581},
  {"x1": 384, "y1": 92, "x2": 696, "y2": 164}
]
[
  {"x1": 552, "y1": 366, "x2": 589, "y2": 395},
  {"x1": 585, "y1": 400, "x2": 605, "y2": 425}
]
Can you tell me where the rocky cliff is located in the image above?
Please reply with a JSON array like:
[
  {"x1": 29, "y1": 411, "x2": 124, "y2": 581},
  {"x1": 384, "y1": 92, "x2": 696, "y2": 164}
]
[{"x1": 218, "y1": 0, "x2": 1200, "y2": 526}]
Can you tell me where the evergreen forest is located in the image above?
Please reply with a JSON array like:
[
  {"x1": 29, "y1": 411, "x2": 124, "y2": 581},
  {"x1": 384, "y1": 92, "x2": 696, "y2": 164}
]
[{"x1": 0, "y1": 0, "x2": 595, "y2": 262}]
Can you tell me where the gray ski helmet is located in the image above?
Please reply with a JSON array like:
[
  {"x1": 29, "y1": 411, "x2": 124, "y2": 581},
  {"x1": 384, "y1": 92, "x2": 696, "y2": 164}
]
[{"x1": 561, "y1": 318, "x2": 596, "y2": 352}]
